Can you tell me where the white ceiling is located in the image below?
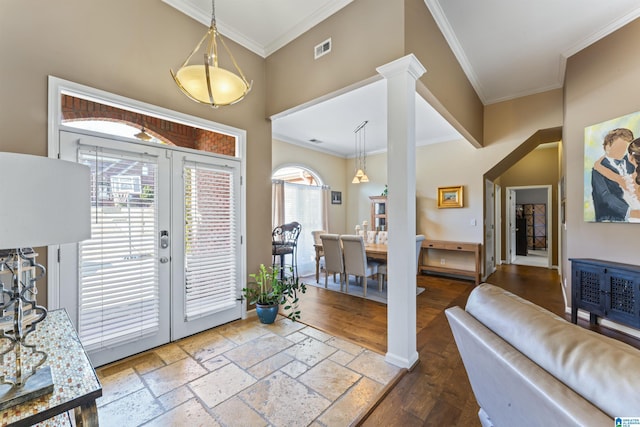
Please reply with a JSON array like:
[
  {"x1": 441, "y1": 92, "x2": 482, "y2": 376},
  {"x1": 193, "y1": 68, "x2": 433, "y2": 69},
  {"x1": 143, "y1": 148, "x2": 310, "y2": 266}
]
[{"x1": 164, "y1": 0, "x2": 640, "y2": 157}]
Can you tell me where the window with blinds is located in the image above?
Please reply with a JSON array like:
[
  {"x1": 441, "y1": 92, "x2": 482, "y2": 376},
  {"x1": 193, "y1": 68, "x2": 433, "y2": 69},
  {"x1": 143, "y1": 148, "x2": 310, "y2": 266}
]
[
  {"x1": 78, "y1": 148, "x2": 159, "y2": 351},
  {"x1": 183, "y1": 162, "x2": 238, "y2": 321}
]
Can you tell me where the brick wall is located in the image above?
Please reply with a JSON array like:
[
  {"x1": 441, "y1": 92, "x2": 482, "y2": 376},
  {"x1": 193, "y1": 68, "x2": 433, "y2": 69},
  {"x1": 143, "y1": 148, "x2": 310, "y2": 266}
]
[{"x1": 61, "y1": 95, "x2": 235, "y2": 156}]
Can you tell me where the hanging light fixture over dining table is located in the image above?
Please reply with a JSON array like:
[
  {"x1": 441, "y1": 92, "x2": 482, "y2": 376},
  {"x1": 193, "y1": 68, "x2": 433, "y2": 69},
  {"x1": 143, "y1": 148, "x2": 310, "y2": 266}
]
[{"x1": 352, "y1": 120, "x2": 369, "y2": 183}]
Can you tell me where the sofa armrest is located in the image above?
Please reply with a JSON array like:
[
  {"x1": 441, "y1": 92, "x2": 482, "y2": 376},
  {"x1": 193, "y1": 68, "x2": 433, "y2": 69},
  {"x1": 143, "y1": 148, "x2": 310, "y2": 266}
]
[{"x1": 446, "y1": 306, "x2": 611, "y2": 427}]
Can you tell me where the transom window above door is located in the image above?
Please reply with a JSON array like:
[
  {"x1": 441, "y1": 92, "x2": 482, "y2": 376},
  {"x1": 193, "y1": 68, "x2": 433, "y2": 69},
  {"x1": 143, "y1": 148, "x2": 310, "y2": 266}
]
[{"x1": 60, "y1": 94, "x2": 238, "y2": 157}]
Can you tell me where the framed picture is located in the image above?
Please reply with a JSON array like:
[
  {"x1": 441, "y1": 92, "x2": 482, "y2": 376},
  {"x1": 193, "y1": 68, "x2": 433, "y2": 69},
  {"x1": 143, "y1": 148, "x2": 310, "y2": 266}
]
[
  {"x1": 437, "y1": 186, "x2": 463, "y2": 208},
  {"x1": 331, "y1": 191, "x2": 342, "y2": 205},
  {"x1": 584, "y1": 111, "x2": 640, "y2": 222}
]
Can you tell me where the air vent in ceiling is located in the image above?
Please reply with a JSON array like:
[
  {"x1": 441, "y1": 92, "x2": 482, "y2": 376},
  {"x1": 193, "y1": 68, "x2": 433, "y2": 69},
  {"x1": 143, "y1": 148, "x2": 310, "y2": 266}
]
[
  {"x1": 314, "y1": 38, "x2": 331, "y2": 59},
  {"x1": 308, "y1": 138, "x2": 323, "y2": 144}
]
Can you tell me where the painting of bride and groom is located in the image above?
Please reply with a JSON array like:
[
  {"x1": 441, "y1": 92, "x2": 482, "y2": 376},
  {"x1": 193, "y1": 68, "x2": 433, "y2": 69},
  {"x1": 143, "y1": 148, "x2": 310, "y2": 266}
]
[{"x1": 585, "y1": 111, "x2": 640, "y2": 223}]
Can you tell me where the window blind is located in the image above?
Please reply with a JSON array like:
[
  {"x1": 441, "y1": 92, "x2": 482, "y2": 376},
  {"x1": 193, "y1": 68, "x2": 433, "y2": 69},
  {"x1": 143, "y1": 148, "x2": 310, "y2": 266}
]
[
  {"x1": 184, "y1": 162, "x2": 237, "y2": 320},
  {"x1": 78, "y1": 147, "x2": 159, "y2": 351}
]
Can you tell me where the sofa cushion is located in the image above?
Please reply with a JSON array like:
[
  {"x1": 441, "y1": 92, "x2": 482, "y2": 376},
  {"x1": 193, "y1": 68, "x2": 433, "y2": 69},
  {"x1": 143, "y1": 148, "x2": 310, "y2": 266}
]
[{"x1": 465, "y1": 283, "x2": 640, "y2": 418}]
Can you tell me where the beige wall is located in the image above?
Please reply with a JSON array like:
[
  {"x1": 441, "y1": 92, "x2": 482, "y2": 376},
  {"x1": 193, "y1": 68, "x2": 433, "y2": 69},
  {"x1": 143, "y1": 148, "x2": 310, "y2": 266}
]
[
  {"x1": 0, "y1": 0, "x2": 272, "y2": 305},
  {"x1": 266, "y1": 0, "x2": 484, "y2": 150},
  {"x1": 484, "y1": 90, "x2": 563, "y2": 153},
  {"x1": 498, "y1": 145, "x2": 560, "y2": 265},
  {"x1": 564, "y1": 18, "x2": 640, "y2": 295},
  {"x1": 405, "y1": 0, "x2": 484, "y2": 146},
  {"x1": 272, "y1": 140, "x2": 348, "y2": 234},
  {"x1": 266, "y1": 0, "x2": 405, "y2": 117},
  {"x1": 345, "y1": 154, "x2": 388, "y2": 233}
]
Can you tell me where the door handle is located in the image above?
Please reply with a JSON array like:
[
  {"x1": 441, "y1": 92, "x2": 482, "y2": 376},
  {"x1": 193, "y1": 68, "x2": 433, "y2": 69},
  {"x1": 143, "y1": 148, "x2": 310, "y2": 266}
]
[{"x1": 160, "y1": 230, "x2": 169, "y2": 249}]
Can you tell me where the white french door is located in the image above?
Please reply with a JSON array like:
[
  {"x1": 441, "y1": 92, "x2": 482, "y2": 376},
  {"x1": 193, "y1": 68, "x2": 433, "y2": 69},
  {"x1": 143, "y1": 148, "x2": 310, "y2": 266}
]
[
  {"x1": 171, "y1": 151, "x2": 242, "y2": 339},
  {"x1": 59, "y1": 130, "x2": 241, "y2": 366}
]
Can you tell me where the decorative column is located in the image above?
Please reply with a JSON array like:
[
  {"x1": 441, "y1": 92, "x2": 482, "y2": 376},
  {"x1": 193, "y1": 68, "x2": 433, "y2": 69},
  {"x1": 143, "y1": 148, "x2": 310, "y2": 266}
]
[{"x1": 376, "y1": 55, "x2": 426, "y2": 368}]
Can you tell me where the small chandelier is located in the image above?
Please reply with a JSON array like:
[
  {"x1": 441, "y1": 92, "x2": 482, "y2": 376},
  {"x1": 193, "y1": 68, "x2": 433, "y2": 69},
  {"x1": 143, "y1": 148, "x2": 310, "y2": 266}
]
[
  {"x1": 170, "y1": 0, "x2": 252, "y2": 108},
  {"x1": 352, "y1": 120, "x2": 369, "y2": 184},
  {"x1": 134, "y1": 126, "x2": 152, "y2": 141}
]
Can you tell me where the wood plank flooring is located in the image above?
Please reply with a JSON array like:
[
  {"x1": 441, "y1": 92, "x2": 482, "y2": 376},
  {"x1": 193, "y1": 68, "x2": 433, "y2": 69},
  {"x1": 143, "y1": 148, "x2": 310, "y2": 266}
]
[{"x1": 295, "y1": 264, "x2": 640, "y2": 426}]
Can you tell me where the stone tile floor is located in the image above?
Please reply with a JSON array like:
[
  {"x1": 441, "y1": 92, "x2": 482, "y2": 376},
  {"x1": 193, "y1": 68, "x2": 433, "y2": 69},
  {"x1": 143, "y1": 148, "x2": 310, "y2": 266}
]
[{"x1": 92, "y1": 316, "x2": 401, "y2": 427}]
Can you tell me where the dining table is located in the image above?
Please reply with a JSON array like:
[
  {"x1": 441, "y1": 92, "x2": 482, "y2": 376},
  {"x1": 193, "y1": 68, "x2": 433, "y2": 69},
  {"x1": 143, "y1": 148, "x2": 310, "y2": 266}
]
[{"x1": 314, "y1": 242, "x2": 387, "y2": 282}]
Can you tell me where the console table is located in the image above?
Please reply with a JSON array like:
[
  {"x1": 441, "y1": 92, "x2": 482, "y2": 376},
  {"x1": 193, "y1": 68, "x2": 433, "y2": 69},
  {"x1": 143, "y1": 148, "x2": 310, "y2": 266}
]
[
  {"x1": 419, "y1": 239, "x2": 481, "y2": 285},
  {"x1": 1, "y1": 309, "x2": 102, "y2": 426},
  {"x1": 570, "y1": 258, "x2": 640, "y2": 328}
]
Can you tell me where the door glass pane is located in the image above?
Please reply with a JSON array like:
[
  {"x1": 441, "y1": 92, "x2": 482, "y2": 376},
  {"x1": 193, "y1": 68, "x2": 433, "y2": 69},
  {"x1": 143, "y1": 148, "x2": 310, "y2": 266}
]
[
  {"x1": 184, "y1": 162, "x2": 237, "y2": 320},
  {"x1": 78, "y1": 147, "x2": 159, "y2": 351}
]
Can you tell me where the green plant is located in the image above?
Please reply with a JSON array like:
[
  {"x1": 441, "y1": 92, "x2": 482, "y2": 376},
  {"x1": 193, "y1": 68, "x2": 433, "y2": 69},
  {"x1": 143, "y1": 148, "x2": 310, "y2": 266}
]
[{"x1": 242, "y1": 264, "x2": 307, "y2": 321}]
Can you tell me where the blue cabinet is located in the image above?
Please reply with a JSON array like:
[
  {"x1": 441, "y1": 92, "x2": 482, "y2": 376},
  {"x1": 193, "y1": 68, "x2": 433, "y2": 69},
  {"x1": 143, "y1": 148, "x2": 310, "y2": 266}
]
[{"x1": 571, "y1": 258, "x2": 640, "y2": 328}]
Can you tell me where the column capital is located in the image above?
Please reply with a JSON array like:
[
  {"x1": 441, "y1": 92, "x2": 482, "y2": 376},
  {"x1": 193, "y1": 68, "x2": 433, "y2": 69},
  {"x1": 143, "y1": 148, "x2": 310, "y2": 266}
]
[{"x1": 376, "y1": 54, "x2": 426, "y2": 81}]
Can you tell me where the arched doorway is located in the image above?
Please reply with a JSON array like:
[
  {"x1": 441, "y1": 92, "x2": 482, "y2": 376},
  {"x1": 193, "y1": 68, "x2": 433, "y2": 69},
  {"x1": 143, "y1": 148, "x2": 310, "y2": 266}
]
[{"x1": 272, "y1": 166, "x2": 328, "y2": 277}]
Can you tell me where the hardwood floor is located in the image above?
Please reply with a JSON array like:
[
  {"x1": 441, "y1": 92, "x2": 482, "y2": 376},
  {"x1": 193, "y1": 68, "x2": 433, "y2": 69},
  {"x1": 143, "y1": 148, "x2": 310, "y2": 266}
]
[{"x1": 295, "y1": 264, "x2": 640, "y2": 426}]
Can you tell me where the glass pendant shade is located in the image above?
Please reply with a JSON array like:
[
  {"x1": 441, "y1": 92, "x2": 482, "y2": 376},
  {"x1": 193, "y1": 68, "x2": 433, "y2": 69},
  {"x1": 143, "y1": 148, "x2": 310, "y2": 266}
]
[
  {"x1": 171, "y1": 0, "x2": 251, "y2": 108},
  {"x1": 352, "y1": 175, "x2": 361, "y2": 184},
  {"x1": 174, "y1": 63, "x2": 250, "y2": 106},
  {"x1": 359, "y1": 174, "x2": 369, "y2": 183},
  {"x1": 134, "y1": 127, "x2": 152, "y2": 141}
]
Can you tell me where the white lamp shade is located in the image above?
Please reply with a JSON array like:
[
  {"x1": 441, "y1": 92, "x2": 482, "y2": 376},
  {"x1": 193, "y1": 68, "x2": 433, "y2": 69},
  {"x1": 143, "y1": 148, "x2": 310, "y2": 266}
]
[
  {"x1": 176, "y1": 64, "x2": 249, "y2": 106},
  {"x1": 0, "y1": 152, "x2": 91, "y2": 249}
]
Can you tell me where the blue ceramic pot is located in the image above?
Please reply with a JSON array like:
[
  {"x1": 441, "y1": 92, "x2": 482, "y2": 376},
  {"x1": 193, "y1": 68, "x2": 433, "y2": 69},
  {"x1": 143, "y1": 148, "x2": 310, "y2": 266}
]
[{"x1": 256, "y1": 303, "x2": 279, "y2": 324}]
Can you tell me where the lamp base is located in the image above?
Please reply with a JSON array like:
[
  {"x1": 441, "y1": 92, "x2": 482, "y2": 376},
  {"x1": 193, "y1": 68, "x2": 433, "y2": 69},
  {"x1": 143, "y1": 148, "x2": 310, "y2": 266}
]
[{"x1": 0, "y1": 366, "x2": 53, "y2": 411}]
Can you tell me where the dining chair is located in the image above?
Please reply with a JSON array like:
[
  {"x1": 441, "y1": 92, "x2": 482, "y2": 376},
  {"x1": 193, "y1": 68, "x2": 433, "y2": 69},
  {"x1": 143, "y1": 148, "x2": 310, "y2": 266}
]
[
  {"x1": 311, "y1": 230, "x2": 326, "y2": 283},
  {"x1": 271, "y1": 222, "x2": 302, "y2": 278},
  {"x1": 365, "y1": 230, "x2": 377, "y2": 244},
  {"x1": 377, "y1": 231, "x2": 388, "y2": 245},
  {"x1": 377, "y1": 234, "x2": 426, "y2": 290},
  {"x1": 340, "y1": 235, "x2": 379, "y2": 297},
  {"x1": 319, "y1": 234, "x2": 344, "y2": 289},
  {"x1": 415, "y1": 234, "x2": 426, "y2": 272}
]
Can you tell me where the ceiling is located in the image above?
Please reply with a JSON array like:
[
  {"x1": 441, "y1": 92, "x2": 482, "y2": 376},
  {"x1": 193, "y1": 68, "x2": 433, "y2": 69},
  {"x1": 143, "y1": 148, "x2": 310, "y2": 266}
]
[{"x1": 164, "y1": 0, "x2": 640, "y2": 158}]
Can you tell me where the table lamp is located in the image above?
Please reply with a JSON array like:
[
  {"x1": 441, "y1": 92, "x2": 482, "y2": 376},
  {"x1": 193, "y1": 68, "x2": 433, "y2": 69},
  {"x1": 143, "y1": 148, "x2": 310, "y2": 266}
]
[{"x1": 0, "y1": 152, "x2": 90, "y2": 409}]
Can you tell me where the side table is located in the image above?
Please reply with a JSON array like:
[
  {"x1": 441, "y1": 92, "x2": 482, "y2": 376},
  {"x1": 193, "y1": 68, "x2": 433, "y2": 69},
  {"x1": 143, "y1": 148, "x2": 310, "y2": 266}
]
[{"x1": 1, "y1": 309, "x2": 102, "y2": 426}]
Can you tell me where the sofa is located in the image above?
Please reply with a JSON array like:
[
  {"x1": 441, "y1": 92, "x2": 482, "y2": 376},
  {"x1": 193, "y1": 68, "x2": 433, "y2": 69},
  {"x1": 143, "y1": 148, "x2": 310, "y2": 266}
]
[{"x1": 445, "y1": 283, "x2": 640, "y2": 427}]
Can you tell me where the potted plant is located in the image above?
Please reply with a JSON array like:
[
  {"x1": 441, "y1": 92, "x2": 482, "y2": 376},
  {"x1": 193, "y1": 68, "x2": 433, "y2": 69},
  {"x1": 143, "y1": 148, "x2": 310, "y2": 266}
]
[{"x1": 242, "y1": 264, "x2": 307, "y2": 324}]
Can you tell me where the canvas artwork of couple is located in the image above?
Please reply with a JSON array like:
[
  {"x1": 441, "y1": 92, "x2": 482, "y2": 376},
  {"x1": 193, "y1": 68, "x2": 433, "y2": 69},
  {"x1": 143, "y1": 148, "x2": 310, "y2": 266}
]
[{"x1": 585, "y1": 111, "x2": 640, "y2": 223}]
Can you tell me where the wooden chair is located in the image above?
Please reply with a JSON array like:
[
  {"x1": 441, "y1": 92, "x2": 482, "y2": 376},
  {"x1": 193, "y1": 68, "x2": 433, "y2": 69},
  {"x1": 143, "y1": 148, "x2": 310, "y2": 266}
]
[
  {"x1": 319, "y1": 234, "x2": 344, "y2": 289},
  {"x1": 340, "y1": 235, "x2": 379, "y2": 297}
]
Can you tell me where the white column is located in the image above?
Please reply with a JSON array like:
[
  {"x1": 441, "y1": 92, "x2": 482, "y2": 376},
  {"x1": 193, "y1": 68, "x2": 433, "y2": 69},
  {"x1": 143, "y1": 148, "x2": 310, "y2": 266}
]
[{"x1": 376, "y1": 55, "x2": 426, "y2": 368}]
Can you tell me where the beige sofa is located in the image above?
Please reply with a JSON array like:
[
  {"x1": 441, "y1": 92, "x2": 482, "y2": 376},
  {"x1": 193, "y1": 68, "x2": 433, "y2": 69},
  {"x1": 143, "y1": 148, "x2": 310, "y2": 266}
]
[{"x1": 446, "y1": 283, "x2": 640, "y2": 427}]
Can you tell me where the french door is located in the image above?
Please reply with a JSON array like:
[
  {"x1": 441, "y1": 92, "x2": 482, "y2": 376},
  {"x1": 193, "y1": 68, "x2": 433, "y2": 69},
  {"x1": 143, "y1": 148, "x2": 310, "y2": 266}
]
[{"x1": 59, "y1": 130, "x2": 242, "y2": 366}]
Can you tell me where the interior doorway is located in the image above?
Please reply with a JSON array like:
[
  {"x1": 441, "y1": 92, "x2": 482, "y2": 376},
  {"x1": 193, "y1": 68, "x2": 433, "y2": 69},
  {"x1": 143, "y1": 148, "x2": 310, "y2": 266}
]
[{"x1": 505, "y1": 185, "x2": 552, "y2": 268}]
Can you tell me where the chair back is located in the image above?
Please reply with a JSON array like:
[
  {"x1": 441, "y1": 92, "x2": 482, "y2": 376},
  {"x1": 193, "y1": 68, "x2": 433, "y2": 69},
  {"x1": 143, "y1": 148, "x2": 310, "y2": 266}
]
[
  {"x1": 311, "y1": 230, "x2": 326, "y2": 246},
  {"x1": 416, "y1": 234, "x2": 426, "y2": 272},
  {"x1": 320, "y1": 234, "x2": 343, "y2": 274},
  {"x1": 365, "y1": 230, "x2": 377, "y2": 244},
  {"x1": 340, "y1": 235, "x2": 368, "y2": 277},
  {"x1": 377, "y1": 231, "x2": 388, "y2": 245},
  {"x1": 272, "y1": 222, "x2": 302, "y2": 247}
]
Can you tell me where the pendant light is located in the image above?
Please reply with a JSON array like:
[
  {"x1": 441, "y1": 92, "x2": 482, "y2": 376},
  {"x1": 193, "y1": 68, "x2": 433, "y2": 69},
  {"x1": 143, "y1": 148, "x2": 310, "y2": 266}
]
[
  {"x1": 134, "y1": 126, "x2": 152, "y2": 141},
  {"x1": 352, "y1": 120, "x2": 369, "y2": 183},
  {"x1": 170, "y1": 0, "x2": 252, "y2": 108}
]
